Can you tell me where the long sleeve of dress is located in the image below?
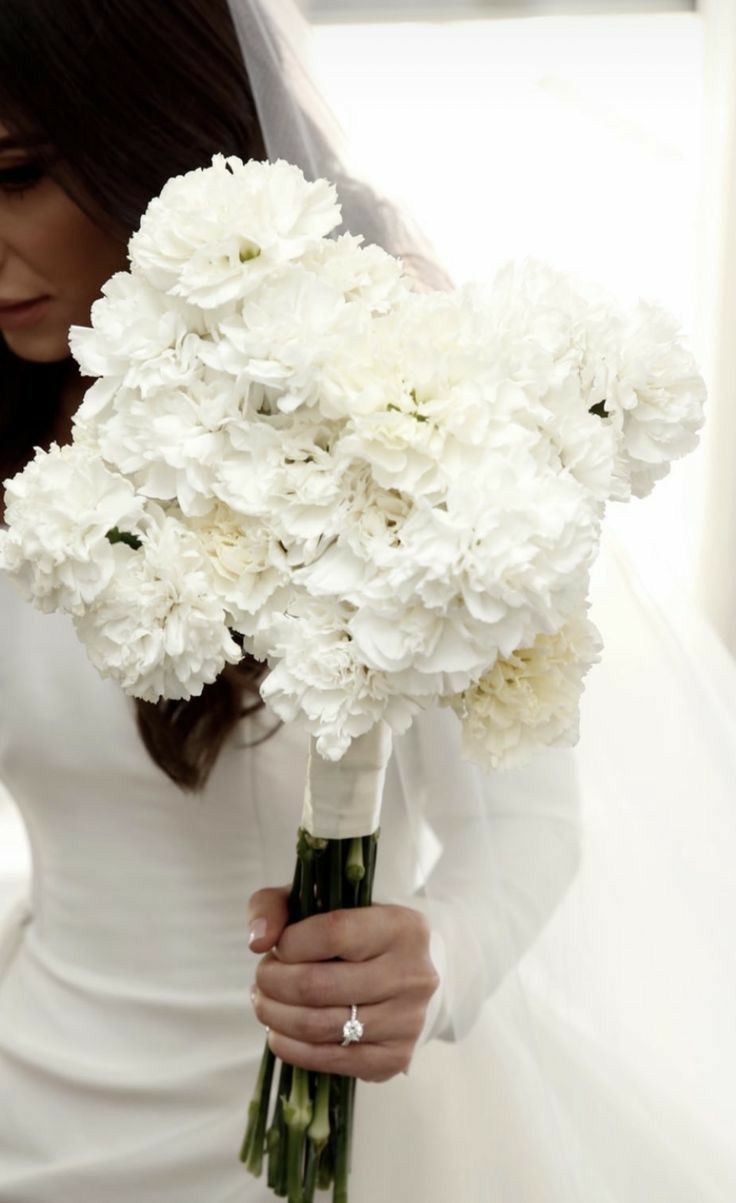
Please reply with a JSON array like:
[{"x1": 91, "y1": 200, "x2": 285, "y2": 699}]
[{"x1": 382, "y1": 706, "x2": 583, "y2": 1048}]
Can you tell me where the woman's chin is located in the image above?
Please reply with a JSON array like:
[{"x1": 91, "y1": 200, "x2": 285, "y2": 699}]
[{"x1": 2, "y1": 324, "x2": 74, "y2": 365}]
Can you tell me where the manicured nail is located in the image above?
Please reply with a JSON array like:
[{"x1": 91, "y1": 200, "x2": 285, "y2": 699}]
[{"x1": 249, "y1": 917, "x2": 267, "y2": 946}]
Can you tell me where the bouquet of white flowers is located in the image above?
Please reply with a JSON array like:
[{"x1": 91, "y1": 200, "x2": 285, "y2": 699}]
[{"x1": 0, "y1": 153, "x2": 706, "y2": 1202}]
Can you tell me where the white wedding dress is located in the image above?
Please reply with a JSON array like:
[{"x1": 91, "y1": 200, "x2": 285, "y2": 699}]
[{"x1": 1, "y1": 523, "x2": 736, "y2": 1202}]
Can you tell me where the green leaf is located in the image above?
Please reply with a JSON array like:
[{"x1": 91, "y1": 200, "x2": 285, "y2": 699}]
[{"x1": 106, "y1": 527, "x2": 142, "y2": 550}]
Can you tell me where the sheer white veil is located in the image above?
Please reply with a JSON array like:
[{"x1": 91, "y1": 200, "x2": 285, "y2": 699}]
[
  {"x1": 225, "y1": 0, "x2": 453, "y2": 291},
  {"x1": 224, "y1": 2, "x2": 736, "y2": 1197}
]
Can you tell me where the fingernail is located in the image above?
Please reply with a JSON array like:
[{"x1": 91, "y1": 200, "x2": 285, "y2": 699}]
[{"x1": 249, "y1": 918, "x2": 267, "y2": 946}]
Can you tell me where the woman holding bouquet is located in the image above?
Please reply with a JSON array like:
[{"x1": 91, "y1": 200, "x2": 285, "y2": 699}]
[{"x1": 0, "y1": 1, "x2": 734, "y2": 1201}]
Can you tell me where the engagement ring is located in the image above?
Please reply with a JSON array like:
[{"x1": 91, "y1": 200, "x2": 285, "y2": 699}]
[{"x1": 340, "y1": 1003, "x2": 364, "y2": 1046}]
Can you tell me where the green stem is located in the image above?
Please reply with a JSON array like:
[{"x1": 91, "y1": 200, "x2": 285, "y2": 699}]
[
  {"x1": 356, "y1": 837, "x2": 370, "y2": 908},
  {"x1": 305, "y1": 831, "x2": 329, "y2": 920},
  {"x1": 308, "y1": 1070, "x2": 330, "y2": 1146},
  {"x1": 284, "y1": 1066, "x2": 313, "y2": 1203},
  {"x1": 345, "y1": 837, "x2": 365, "y2": 906},
  {"x1": 240, "y1": 1040, "x2": 276, "y2": 1175},
  {"x1": 319, "y1": 1074, "x2": 340, "y2": 1191},
  {"x1": 243, "y1": 840, "x2": 302, "y2": 1194},
  {"x1": 243, "y1": 830, "x2": 382, "y2": 1201},
  {"x1": 299, "y1": 838, "x2": 315, "y2": 919},
  {"x1": 357, "y1": 830, "x2": 379, "y2": 907},
  {"x1": 332, "y1": 1074, "x2": 352, "y2": 1203},
  {"x1": 303, "y1": 1140, "x2": 318, "y2": 1203},
  {"x1": 366, "y1": 829, "x2": 379, "y2": 895},
  {"x1": 347, "y1": 1075, "x2": 357, "y2": 1174},
  {"x1": 266, "y1": 1103, "x2": 284, "y2": 1194},
  {"x1": 303, "y1": 1071, "x2": 330, "y2": 1202},
  {"x1": 314, "y1": 840, "x2": 330, "y2": 914},
  {"x1": 317, "y1": 1136, "x2": 335, "y2": 1191},
  {"x1": 288, "y1": 841, "x2": 303, "y2": 924},
  {"x1": 267, "y1": 1060, "x2": 293, "y2": 1197}
]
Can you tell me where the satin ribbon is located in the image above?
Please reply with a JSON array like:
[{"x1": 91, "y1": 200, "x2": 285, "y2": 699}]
[{"x1": 300, "y1": 721, "x2": 393, "y2": 839}]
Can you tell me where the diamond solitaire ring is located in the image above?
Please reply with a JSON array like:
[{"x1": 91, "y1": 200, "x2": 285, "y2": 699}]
[{"x1": 340, "y1": 1003, "x2": 364, "y2": 1046}]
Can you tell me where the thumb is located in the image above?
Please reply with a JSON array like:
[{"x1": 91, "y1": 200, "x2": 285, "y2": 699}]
[{"x1": 248, "y1": 885, "x2": 290, "y2": 954}]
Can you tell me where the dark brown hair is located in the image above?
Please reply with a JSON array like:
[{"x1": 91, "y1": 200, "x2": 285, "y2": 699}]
[
  {"x1": 0, "y1": 0, "x2": 451, "y2": 792},
  {"x1": 0, "y1": 0, "x2": 277, "y2": 791}
]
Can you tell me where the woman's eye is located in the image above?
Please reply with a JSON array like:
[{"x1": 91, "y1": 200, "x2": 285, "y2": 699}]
[{"x1": 0, "y1": 163, "x2": 44, "y2": 195}]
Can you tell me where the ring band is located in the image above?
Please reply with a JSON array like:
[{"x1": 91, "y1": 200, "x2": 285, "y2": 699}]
[{"x1": 340, "y1": 1003, "x2": 364, "y2": 1046}]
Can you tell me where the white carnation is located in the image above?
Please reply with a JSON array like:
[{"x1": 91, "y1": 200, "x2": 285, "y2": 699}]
[
  {"x1": 300, "y1": 233, "x2": 408, "y2": 313},
  {"x1": 128, "y1": 155, "x2": 342, "y2": 308},
  {"x1": 0, "y1": 443, "x2": 146, "y2": 615},
  {"x1": 601, "y1": 302, "x2": 707, "y2": 500},
  {"x1": 479, "y1": 259, "x2": 606, "y2": 371},
  {"x1": 326, "y1": 462, "x2": 410, "y2": 572},
  {"x1": 354, "y1": 450, "x2": 600, "y2": 656},
  {"x1": 251, "y1": 593, "x2": 425, "y2": 760},
  {"x1": 347, "y1": 597, "x2": 489, "y2": 683},
  {"x1": 198, "y1": 265, "x2": 364, "y2": 414},
  {"x1": 450, "y1": 608, "x2": 604, "y2": 770},
  {"x1": 215, "y1": 414, "x2": 350, "y2": 541},
  {"x1": 337, "y1": 403, "x2": 448, "y2": 497},
  {"x1": 335, "y1": 289, "x2": 551, "y2": 498},
  {"x1": 189, "y1": 504, "x2": 289, "y2": 623},
  {"x1": 74, "y1": 511, "x2": 241, "y2": 701},
  {"x1": 92, "y1": 373, "x2": 251, "y2": 518},
  {"x1": 314, "y1": 321, "x2": 407, "y2": 421},
  {"x1": 462, "y1": 265, "x2": 622, "y2": 502},
  {"x1": 538, "y1": 376, "x2": 619, "y2": 505},
  {"x1": 68, "y1": 271, "x2": 204, "y2": 387}
]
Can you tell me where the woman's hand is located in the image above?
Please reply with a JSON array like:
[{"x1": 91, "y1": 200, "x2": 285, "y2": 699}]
[{"x1": 248, "y1": 886, "x2": 441, "y2": 1082}]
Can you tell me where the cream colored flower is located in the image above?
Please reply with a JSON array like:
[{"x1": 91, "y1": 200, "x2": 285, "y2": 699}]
[
  {"x1": 450, "y1": 609, "x2": 604, "y2": 771},
  {"x1": 189, "y1": 504, "x2": 289, "y2": 623}
]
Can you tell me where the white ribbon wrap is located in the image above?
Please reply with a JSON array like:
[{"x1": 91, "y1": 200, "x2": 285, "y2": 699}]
[{"x1": 300, "y1": 721, "x2": 393, "y2": 839}]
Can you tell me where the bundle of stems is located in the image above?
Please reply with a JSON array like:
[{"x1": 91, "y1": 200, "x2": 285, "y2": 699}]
[{"x1": 241, "y1": 827, "x2": 380, "y2": 1203}]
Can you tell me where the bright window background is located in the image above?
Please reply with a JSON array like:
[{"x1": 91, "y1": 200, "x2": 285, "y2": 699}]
[{"x1": 311, "y1": 13, "x2": 706, "y2": 606}]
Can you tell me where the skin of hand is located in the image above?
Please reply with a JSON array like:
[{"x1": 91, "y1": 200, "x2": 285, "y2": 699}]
[{"x1": 248, "y1": 886, "x2": 441, "y2": 1082}]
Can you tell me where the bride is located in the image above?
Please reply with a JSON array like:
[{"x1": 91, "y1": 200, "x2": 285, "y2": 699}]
[{"x1": 0, "y1": 1, "x2": 734, "y2": 1200}]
